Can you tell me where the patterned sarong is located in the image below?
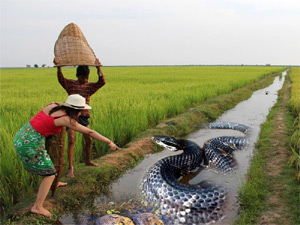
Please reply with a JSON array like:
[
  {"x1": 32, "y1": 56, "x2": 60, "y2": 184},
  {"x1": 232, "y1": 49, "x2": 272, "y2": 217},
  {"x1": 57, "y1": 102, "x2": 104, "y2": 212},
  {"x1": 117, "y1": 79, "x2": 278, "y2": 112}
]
[{"x1": 14, "y1": 122, "x2": 56, "y2": 176}]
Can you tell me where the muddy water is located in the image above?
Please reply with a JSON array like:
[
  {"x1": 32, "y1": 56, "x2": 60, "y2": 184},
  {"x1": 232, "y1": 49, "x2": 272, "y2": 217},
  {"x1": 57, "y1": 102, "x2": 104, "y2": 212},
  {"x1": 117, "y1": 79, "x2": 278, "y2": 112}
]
[{"x1": 59, "y1": 71, "x2": 286, "y2": 224}]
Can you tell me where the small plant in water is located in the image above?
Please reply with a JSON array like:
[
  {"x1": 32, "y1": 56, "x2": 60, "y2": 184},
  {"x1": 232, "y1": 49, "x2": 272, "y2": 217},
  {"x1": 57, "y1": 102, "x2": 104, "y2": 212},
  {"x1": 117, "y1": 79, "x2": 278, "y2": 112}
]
[{"x1": 107, "y1": 209, "x2": 120, "y2": 215}]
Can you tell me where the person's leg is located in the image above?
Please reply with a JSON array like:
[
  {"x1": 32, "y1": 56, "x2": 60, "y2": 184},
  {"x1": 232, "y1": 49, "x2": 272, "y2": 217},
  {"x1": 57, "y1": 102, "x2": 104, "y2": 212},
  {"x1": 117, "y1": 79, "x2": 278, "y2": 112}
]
[
  {"x1": 31, "y1": 175, "x2": 55, "y2": 217},
  {"x1": 83, "y1": 125, "x2": 98, "y2": 167},
  {"x1": 67, "y1": 129, "x2": 76, "y2": 177}
]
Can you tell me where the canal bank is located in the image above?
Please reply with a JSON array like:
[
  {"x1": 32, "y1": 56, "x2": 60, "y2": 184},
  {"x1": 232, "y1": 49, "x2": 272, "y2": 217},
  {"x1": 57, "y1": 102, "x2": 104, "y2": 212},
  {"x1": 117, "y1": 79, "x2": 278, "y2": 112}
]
[{"x1": 235, "y1": 72, "x2": 300, "y2": 225}]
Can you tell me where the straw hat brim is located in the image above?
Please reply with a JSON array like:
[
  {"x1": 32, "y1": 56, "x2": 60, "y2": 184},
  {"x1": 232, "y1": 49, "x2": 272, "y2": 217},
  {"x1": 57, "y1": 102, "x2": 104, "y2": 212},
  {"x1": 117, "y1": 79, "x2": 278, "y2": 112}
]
[{"x1": 58, "y1": 102, "x2": 92, "y2": 110}]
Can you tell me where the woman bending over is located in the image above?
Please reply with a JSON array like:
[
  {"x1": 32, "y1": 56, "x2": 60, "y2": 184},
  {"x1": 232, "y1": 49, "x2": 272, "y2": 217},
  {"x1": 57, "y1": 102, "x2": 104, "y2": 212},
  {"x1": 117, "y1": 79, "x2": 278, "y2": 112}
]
[{"x1": 14, "y1": 94, "x2": 120, "y2": 217}]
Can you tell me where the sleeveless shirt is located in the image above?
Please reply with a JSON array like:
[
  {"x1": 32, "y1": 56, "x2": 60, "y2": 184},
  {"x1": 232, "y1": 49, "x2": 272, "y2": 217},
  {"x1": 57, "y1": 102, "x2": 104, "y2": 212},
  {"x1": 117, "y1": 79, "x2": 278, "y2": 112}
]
[{"x1": 29, "y1": 110, "x2": 67, "y2": 137}]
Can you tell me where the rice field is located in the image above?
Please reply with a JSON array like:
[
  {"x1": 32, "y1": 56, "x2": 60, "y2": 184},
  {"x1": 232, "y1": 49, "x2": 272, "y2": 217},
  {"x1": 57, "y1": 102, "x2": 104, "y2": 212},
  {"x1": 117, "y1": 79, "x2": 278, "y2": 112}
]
[
  {"x1": 0, "y1": 66, "x2": 285, "y2": 209},
  {"x1": 288, "y1": 67, "x2": 300, "y2": 180}
]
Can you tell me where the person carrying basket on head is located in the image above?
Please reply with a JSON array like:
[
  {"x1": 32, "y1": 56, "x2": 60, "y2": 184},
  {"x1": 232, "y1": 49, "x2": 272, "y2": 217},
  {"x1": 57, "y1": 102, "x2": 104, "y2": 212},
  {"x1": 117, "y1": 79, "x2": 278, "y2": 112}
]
[{"x1": 54, "y1": 57, "x2": 106, "y2": 178}]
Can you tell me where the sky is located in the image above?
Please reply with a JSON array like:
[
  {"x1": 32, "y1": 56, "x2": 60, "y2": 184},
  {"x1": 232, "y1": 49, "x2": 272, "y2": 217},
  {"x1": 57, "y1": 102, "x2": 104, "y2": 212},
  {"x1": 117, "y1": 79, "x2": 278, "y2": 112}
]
[{"x1": 1, "y1": 0, "x2": 300, "y2": 67}]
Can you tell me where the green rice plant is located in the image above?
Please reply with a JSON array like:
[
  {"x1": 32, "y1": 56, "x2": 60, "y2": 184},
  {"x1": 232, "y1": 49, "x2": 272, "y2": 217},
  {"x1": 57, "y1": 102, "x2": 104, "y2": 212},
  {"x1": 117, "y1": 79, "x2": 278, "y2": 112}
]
[
  {"x1": 288, "y1": 67, "x2": 300, "y2": 115},
  {"x1": 287, "y1": 67, "x2": 300, "y2": 180},
  {"x1": 0, "y1": 66, "x2": 285, "y2": 210},
  {"x1": 289, "y1": 146, "x2": 300, "y2": 180}
]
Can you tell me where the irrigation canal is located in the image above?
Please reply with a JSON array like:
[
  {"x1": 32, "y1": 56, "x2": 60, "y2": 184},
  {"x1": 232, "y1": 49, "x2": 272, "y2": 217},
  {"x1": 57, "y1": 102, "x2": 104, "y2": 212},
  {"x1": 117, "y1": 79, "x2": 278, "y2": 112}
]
[{"x1": 59, "y1": 71, "x2": 287, "y2": 225}]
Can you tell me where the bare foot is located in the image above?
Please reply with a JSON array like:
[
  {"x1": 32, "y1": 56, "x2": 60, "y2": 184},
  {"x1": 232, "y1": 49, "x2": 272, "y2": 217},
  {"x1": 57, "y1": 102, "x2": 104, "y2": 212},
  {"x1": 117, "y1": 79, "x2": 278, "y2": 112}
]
[
  {"x1": 86, "y1": 161, "x2": 99, "y2": 167},
  {"x1": 31, "y1": 205, "x2": 52, "y2": 217},
  {"x1": 67, "y1": 167, "x2": 74, "y2": 178},
  {"x1": 56, "y1": 182, "x2": 68, "y2": 188}
]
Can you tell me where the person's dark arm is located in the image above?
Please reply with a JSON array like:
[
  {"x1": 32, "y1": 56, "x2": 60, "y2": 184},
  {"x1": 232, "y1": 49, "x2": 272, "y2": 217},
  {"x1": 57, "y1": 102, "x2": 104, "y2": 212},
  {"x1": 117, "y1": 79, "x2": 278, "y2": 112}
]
[
  {"x1": 54, "y1": 58, "x2": 69, "y2": 90},
  {"x1": 57, "y1": 66, "x2": 67, "y2": 87},
  {"x1": 96, "y1": 66, "x2": 106, "y2": 85},
  {"x1": 89, "y1": 59, "x2": 106, "y2": 95},
  {"x1": 95, "y1": 58, "x2": 105, "y2": 82}
]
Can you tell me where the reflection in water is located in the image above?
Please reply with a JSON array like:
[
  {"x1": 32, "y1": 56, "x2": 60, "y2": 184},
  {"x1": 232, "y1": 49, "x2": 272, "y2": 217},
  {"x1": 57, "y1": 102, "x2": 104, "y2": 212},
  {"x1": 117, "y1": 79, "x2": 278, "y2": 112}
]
[{"x1": 59, "y1": 71, "x2": 286, "y2": 224}]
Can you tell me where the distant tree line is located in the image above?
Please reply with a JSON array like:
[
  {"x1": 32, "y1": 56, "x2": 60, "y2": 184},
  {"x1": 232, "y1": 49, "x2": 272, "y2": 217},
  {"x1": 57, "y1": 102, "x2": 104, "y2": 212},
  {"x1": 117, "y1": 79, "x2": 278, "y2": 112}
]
[{"x1": 26, "y1": 64, "x2": 47, "y2": 68}]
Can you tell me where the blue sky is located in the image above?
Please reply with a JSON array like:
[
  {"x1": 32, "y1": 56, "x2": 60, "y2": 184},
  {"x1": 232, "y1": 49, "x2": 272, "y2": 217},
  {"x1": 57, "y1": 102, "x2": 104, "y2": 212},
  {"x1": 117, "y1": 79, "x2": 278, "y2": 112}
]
[{"x1": 1, "y1": 0, "x2": 299, "y2": 67}]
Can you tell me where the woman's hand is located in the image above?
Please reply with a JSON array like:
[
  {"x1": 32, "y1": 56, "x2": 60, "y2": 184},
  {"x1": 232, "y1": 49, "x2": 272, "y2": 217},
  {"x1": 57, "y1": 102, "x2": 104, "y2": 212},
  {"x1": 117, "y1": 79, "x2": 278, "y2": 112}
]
[{"x1": 108, "y1": 141, "x2": 120, "y2": 151}]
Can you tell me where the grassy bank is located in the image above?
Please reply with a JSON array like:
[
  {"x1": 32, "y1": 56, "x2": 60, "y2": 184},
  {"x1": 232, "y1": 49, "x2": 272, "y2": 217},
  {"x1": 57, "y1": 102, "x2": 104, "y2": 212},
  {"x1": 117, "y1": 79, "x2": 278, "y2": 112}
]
[
  {"x1": 1, "y1": 71, "x2": 285, "y2": 224},
  {"x1": 235, "y1": 70, "x2": 300, "y2": 225}
]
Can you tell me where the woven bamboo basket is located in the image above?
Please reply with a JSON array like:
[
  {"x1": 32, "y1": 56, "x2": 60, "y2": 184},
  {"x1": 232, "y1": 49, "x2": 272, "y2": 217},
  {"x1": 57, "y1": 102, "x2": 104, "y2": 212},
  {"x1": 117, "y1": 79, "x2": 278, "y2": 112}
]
[{"x1": 54, "y1": 23, "x2": 101, "y2": 66}]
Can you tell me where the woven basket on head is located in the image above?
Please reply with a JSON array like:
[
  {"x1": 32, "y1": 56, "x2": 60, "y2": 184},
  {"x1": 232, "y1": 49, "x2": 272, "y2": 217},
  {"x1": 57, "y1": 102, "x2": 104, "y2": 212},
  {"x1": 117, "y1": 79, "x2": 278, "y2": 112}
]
[{"x1": 54, "y1": 23, "x2": 101, "y2": 66}]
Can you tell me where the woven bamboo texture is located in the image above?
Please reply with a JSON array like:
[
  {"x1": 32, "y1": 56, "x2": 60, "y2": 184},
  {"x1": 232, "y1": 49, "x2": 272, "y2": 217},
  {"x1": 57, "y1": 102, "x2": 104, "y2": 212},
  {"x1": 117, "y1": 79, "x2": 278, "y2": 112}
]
[{"x1": 54, "y1": 23, "x2": 101, "y2": 66}]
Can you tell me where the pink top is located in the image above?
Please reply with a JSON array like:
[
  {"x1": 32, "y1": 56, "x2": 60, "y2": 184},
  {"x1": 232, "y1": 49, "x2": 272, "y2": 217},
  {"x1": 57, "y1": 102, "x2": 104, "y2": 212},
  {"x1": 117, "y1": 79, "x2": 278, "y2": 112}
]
[{"x1": 29, "y1": 110, "x2": 67, "y2": 137}]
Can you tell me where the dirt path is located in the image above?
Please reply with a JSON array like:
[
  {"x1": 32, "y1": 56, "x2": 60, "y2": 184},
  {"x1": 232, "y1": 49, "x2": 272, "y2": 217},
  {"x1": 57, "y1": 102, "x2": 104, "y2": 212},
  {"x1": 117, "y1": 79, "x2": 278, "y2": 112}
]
[{"x1": 257, "y1": 80, "x2": 292, "y2": 224}]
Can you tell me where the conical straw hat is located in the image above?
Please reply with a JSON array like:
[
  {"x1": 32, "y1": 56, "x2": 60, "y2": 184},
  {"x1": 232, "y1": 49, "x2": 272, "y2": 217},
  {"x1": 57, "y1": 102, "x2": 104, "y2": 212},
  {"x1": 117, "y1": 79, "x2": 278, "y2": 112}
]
[{"x1": 54, "y1": 23, "x2": 101, "y2": 66}]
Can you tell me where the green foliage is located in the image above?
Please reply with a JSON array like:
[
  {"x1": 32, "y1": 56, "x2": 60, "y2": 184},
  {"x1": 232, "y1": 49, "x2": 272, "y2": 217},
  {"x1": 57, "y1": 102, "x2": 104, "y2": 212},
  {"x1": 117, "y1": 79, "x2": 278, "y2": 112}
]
[
  {"x1": 282, "y1": 165, "x2": 300, "y2": 224},
  {"x1": 289, "y1": 146, "x2": 300, "y2": 180},
  {"x1": 287, "y1": 67, "x2": 300, "y2": 180},
  {"x1": 236, "y1": 152, "x2": 268, "y2": 224},
  {"x1": 288, "y1": 67, "x2": 300, "y2": 116},
  {"x1": 107, "y1": 208, "x2": 120, "y2": 215},
  {"x1": 235, "y1": 112, "x2": 273, "y2": 224},
  {"x1": 0, "y1": 66, "x2": 284, "y2": 211}
]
